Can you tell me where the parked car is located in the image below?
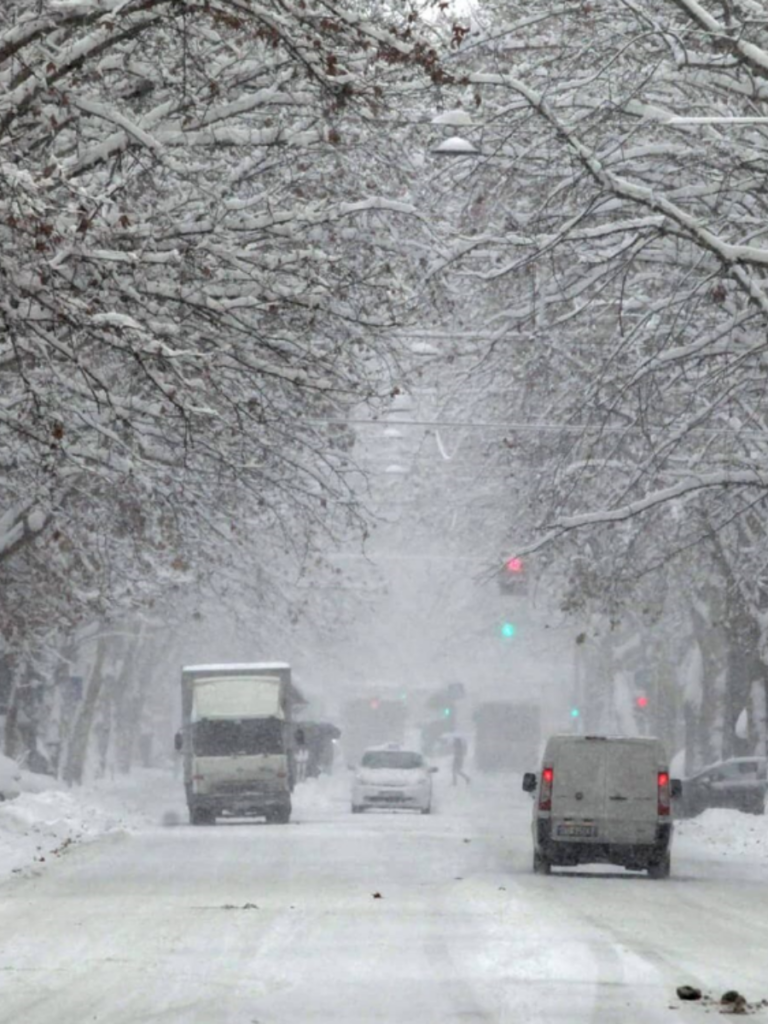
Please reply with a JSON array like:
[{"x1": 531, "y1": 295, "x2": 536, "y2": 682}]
[
  {"x1": 679, "y1": 757, "x2": 767, "y2": 818},
  {"x1": 522, "y1": 735, "x2": 682, "y2": 878},
  {"x1": 351, "y1": 745, "x2": 436, "y2": 814}
]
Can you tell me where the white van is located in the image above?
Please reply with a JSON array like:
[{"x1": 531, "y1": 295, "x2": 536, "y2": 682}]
[{"x1": 522, "y1": 735, "x2": 682, "y2": 878}]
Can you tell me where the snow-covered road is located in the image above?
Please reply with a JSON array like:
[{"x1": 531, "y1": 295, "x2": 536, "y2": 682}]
[{"x1": 1, "y1": 772, "x2": 766, "y2": 1023}]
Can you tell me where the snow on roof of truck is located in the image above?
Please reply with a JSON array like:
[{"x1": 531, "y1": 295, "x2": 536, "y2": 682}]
[{"x1": 182, "y1": 662, "x2": 290, "y2": 672}]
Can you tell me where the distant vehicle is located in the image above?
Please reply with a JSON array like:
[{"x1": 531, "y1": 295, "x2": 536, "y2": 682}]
[
  {"x1": 474, "y1": 701, "x2": 540, "y2": 773},
  {"x1": 522, "y1": 735, "x2": 682, "y2": 878},
  {"x1": 351, "y1": 744, "x2": 436, "y2": 814},
  {"x1": 342, "y1": 697, "x2": 407, "y2": 766},
  {"x1": 679, "y1": 757, "x2": 767, "y2": 818},
  {"x1": 175, "y1": 663, "x2": 303, "y2": 825},
  {"x1": 294, "y1": 721, "x2": 341, "y2": 777}
]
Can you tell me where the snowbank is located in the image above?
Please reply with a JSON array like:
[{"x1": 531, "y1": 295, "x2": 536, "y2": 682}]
[
  {"x1": 675, "y1": 807, "x2": 768, "y2": 861},
  {"x1": 0, "y1": 767, "x2": 349, "y2": 881},
  {"x1": 0, "y1": 752, "x2": 62, "y2": 798},
  {"x1": 0, "y1": 768, "x2": 174, "y2": 881},
  {"x1": 0, "y1": 790, "x2": 126, "y2": 876}
]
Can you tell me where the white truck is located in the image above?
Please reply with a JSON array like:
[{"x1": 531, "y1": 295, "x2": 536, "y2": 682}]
[
  {"x1": 176, "y1": 663, "x2": 295, "y2": 825},
  {"x1": 473, "y1": 700, "x2": 541, "y2": 773}
]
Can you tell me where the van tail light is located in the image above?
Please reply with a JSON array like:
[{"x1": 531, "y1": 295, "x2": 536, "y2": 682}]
[
  {"x1": 658, "y1": 771, "x2": 671, "y2": 816},
  {"x1": 539, "y1": 767, "x2": 554, "y2": 811}
]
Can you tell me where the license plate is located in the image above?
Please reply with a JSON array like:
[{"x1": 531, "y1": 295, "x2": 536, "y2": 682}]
[{"x1": 556, "y1": 823, "x2": 597, "y2": 838}]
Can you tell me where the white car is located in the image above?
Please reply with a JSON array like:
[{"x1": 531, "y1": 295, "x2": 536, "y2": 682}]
[{"x1": 351, "y1": 745, "x2": 435, "y2": 814}]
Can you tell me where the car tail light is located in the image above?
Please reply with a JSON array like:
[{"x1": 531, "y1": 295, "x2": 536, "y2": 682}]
[
  {"x1": 658, "y1": 771, "x2": 671, "y2": 816},
  {"x1": 539, "y1": 767, "x2": 554, "y2": 811}
]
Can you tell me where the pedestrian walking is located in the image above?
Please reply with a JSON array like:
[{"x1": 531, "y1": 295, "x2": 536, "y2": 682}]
[
  {"x1": 452, "y1": 735, "x2": 470, "y2": 786},
  {"x1": 295, "y1": 728, "x2": 309, "y2": 783}
]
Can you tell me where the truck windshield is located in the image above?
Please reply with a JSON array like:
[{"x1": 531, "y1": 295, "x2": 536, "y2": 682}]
[{"x1": 192, "y1": 718, "x2": 284, "y2": 756}]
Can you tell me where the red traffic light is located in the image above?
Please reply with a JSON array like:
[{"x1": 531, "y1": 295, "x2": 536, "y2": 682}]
[
  {"x1": 635, "y1": 695, "x2": 648, "y2": 709},
  {"x1": 499, "y1": 555, "x2": 528, "y2": 594}
]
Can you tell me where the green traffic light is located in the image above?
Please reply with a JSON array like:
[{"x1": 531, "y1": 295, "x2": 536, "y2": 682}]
[
  {"x1": 500, "y1": 622, "x2": 516, "y2": 638},
  {"x1": 570, "y1": 707, "x2": 580, "y2": 718}
]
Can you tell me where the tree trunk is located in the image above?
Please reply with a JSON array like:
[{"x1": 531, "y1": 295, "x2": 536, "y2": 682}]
[
  {"x1": 3, "y1": 657, "x2": 38, "y2": 762},
  {"x1": 687, "y1": 592, "x2": 727, "y2": 767},
  {"x1": 750, "y1": 679, "x2": 767, "y2": 759},
  {"x1": 111, "y1": 629, "x2": 145, "y2": 775},
  {"x1": 2, "y1": 656, "x2": 22, "y2": 758},
  {"x1": 62, "y1": 635, "x2": 108, "y2": 786}
]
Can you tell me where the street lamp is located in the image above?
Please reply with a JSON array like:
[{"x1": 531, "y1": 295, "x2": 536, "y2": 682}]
[
  {"x1": 430, "y1": 110, "x2": 480, "y2": 157},
  {"x1": 431, "y1": 135, "x2": 481, "y2": 156}
]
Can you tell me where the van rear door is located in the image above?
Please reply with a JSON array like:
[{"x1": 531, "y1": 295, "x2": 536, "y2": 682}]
[
  {"x1": 603, "y1": 741, "x2": 660, "y2": 844},
  {"x1": 549, "y1": 739, "x2": 661, "y2": 845},
  {"x1": 550, "y1": 740, "x2": 607, "y2": 843}
]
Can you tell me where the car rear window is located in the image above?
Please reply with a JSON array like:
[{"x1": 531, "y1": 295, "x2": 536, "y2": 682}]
[
  {"x1": 362, "y1": 751, "x2": 423, "y2": 769},
  {"x1": 709, "y1": 761, "x2": 755, "y2": 780},
  {"x1": 733, "y1": 760, "x2": 763, "y2": 778}
]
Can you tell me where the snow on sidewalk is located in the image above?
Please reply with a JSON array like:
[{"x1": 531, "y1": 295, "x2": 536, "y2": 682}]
[
  {"x1": 0, "y1": 767, "x2": 179, "y2": 881},
  {"x1": 675, "y1": 807, "x2": 768, "y2": 861}
]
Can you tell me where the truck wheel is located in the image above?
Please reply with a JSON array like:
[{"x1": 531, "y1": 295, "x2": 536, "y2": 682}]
[
  {"x1": 190, "y1": 807, "x2": 214, "y2": 825},
  {"x1": 648, "y1": 853, "x2": 670, "y2": 879},
  {"x1": 533, "y1": 850, "x2": 551, "y2": 875},
  {"x1": 268, "y1": 804, "x2": 291, "y2": 824}
]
